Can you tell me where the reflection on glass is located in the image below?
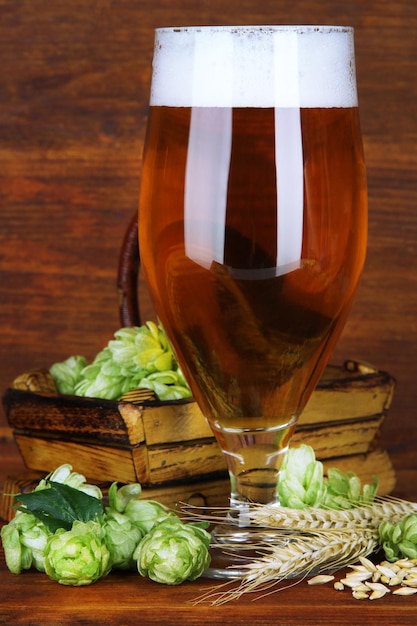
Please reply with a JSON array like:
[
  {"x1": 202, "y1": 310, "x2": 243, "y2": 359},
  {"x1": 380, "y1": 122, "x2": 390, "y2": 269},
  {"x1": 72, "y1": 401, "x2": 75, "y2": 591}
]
[{"x1": 139, "y1": 27, "x2": 367, "y2": 560}]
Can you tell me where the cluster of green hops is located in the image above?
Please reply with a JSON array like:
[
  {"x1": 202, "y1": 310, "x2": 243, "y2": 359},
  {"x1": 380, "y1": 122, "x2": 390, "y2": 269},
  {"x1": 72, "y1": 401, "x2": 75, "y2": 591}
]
[
  {"x1": 1, "y1": 464, "x2": 211, "y2": 587},
  {"x1": 379, "y1": 514, "x2": 417, "y2": 562},
  {"x1": 49, "y1": 322, "x2": 192, "y2": 402},
  {"x1": 278, "y1": 444, "x2": 379, "y2": 509}
]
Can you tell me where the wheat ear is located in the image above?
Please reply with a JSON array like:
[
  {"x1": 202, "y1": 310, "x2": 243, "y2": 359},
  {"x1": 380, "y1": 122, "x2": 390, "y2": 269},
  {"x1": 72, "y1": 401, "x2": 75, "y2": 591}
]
[
  {"x1": 248, "y1": 496, "x2": 417, "y2": 531},
  {"x1": 185, "y1": 497, "x2": 417, "y2": 604},
  {"x1": 182, "y1": 496, "x2": 417, "y2": 532},
  {"x1": 192, "y1": 528, "x2": 378, "y2": 605}
]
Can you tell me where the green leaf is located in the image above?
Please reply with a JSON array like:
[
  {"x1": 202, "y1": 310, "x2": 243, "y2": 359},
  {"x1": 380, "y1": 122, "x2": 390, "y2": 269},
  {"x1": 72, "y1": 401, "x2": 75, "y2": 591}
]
[{"x1": 14, "y1": 482, "x2": 104, "y2": 533}]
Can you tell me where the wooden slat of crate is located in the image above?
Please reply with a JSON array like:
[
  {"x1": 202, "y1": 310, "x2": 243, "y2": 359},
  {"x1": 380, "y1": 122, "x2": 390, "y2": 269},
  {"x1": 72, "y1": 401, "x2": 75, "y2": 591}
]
[
  {"x1": 321, "y1": 449, "x2": 396, "y2": 493},
  {"x1": 13, "y1": 435, "x2": 148, "y2": 484},
  {"x1": 300, "y1": 364, "x2": 395, "y2": 426},
  {"x1": 0, "y1": 448, "x2": 396, "y2": 522},
  {"x1": 292, "y1": 415, "x2": 385, "y2": 459},
  {"x1": 2, "y1": 390, "x2": 147, "y2": 446},
  {"x1": 13, "y1": 413, "x2": 384, "y2": 485},
  {"x1": 140, "y1": 401, "x2": 211, "y2": 446},
  {"x1": 3, "y1": 362, "x2": 396, "y2": 449},
  {"x1": 145, "y1": 415, "x2": 384, "y2": 484}
]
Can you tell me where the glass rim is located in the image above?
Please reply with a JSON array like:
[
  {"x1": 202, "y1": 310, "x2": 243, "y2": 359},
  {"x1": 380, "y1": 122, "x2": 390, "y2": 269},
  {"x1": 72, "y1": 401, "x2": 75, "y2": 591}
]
[{"x1": 155, "y1": 25, "x2": 354, "y2": 34}]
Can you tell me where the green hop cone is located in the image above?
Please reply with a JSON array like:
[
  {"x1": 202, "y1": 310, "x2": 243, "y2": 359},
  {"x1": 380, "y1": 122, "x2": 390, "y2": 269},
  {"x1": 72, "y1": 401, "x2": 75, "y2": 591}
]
[
  {"x1": 1, "y1": 464, "x2": 104, "y2": 577},
  {"x1": 74, "y1": 351, "x2": 126, "y2": 400},
  {"x1": 379, "y1": 514, "x2": 417, "y2": 562},
  {"x1": 64, "y1": 322, "x2": 192, "y2": 401},
  {"x1": 44, "y1": 520, "x2": 111, "y2": 586},
  {"x1": 108, "y1": 323, "x2": 173, "y2": 374},
  {"x1": 134, "y1": 517, "x2": 211, "y2": 585},
  {"x1": 139, "y1": 370, "x2": 192, "y2": 400},
  {"x1": 1, "y1": 511, "x2": 51, "y2": 574},
  {"x1": 49, "y1": 355, "x2": 87, "y2": 395},
  {"x1": 278, "y1": 444, "x2": 327, "y2": 508},
  {"x1": 107, "y1": 481, "x2": 142, "y2": 514},
  {"x1": 323, "y1": 468, "x2": 378, "y2": 509},
  {"x1": 102, "y1": 509, "x2": 143, "y2": 570},
  {"x1": 35, "y1": 463, "x2": 103, "y2": 500},
  {"x1": 277, "y1": 444, "x2": 378, "y2": 510},
  {"x1": 124, "y1": 499, "x2": 171, "y2": 535}
]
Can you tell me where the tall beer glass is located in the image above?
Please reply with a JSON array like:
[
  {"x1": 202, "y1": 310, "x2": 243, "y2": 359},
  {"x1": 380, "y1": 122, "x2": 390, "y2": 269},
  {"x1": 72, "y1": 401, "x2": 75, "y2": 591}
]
[{"x1": 139, "y1": 26, "x2": 367, "y2": 514}]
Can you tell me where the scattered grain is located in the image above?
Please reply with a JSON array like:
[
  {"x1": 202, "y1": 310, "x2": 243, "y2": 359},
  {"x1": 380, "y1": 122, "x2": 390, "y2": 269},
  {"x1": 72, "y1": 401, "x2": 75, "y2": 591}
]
[
  {"x1": 307, "y1": 575, "x2": 335, "y2": 585},
  {"x1": 388, "y1": 576, "x2": 403, "y2": 586},
  {"x1": 365, "y1": 582, "x2": 390, "y2": 593},
  {"x1": 393, "y1": 587, "x2": 417, "y2": 596},
  {"x1": 353, "y1": 583, "x2": 369, "y2": 593},
  {"x1": 340, "y1": 577, "x2": 365, "y2": 589},
  {"x1": 358, "y1": 556, "x2": 377, "y2": 572},
  {"x1": 331, "y1": 556, "x2": 417, "y2": 601},
  {"x1": 377, "y1": 564, "x2": 397, "y2": 578},
  {"x1": 395, "y1": 559, "x2": 414, "y2": 568},
  {"x1": 369, "y1": 589, "x2": 389, "y2": 600}
]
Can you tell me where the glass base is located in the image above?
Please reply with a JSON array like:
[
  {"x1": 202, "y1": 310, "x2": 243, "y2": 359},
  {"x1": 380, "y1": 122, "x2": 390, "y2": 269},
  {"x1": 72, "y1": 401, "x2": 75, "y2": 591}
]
[{"x1": 203, "y1": 520, "x2": 292, "y2": 580}]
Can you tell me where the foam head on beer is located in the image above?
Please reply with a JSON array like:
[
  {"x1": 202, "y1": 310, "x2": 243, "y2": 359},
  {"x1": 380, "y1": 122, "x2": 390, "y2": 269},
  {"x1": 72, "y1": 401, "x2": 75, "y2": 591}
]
[{"x1": 150, "y1": 25, "x2": 358, "y2": 109}]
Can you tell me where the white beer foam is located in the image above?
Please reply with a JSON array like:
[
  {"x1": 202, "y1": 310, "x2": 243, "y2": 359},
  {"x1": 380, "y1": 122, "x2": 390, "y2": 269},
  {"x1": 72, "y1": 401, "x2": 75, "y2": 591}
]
[{"x1": 150, "y1": 26, "x2": 358, "y2": 108}]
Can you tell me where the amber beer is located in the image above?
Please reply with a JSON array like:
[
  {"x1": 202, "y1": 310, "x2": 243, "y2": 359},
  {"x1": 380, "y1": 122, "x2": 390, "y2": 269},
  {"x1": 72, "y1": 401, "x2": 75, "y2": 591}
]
[{"x1": 139, "y1": 27, "x2": 367, "y2": 504}]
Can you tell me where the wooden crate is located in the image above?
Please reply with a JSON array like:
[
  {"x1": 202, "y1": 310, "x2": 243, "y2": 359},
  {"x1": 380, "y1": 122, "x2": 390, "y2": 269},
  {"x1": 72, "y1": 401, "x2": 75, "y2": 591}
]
[
  {"x1": 0, "y1": 446, "x2": 396, "y2": 523},
  {"x1": 2, "y1": 360, "x2": 396, "y2": 498}
]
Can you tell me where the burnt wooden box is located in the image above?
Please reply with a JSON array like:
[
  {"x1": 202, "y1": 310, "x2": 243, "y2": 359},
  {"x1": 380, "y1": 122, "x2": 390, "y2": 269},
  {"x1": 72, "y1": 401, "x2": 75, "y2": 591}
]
[{"x1": 2, "y1": 360, "x2": 396, "y2": 510}]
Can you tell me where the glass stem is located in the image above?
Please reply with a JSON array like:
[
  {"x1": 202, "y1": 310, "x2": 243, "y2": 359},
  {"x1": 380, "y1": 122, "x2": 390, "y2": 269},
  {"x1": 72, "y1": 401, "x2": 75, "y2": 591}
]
[{"x1": 211, "y1": 417, "x2": 298, "y2": 511}]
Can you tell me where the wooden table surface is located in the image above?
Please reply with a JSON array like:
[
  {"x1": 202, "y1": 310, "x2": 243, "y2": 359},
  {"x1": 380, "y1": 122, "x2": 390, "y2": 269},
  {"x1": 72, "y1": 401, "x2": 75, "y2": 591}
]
[
  {"x1": 2, "y1": 439, "x2": 417, "y2": 625},
  {"x1": 1, "y1": 559, "x2": 416, "y2": 626}
]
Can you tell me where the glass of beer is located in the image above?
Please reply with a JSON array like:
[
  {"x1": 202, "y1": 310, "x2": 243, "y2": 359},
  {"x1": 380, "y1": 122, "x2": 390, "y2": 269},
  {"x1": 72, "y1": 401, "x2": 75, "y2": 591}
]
[{"x1": 139, "y1": 26, "x2": 367, "y2": 523}]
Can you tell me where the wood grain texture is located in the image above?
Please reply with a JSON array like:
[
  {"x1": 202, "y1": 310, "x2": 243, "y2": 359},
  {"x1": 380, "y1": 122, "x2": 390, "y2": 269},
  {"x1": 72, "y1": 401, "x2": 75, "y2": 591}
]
[
  {"x1": 0, "y1": 441, "x2": 411, "y2": 623},
  {"x1": 0, "y1": 1, "x2": 416, "y2": 495},
  {"x1": 3, "y1": 363, "x2": 395, "y2": 485},
  {"x1": 2, "y1": 553, "x2": 417, "y2": 626}
]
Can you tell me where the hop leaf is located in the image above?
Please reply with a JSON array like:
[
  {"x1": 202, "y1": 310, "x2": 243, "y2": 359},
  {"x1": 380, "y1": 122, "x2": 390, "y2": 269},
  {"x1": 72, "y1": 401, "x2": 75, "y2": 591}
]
[{"x1": 13, "y1": 481, "x2": 104, "y2": 533}]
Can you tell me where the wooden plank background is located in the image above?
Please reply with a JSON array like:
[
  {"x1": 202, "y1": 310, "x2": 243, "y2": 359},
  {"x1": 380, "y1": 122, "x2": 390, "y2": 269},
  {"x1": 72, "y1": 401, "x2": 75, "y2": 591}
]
[{"x1": 0, "y1": 1, "x2": 416, "y2": 494}]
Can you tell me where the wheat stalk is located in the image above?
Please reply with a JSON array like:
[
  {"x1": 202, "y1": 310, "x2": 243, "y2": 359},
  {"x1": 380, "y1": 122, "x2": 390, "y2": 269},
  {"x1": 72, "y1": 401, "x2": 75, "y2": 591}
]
[
  {"x1": 192, "y1": 527, "x2": 378, "y2": 605},
  {"x1": 248, "y1": 496, "x2": 417, "y2": 531},
  {"x1": 183, "y1": 497, "x2": 417, "y2": 605},
  {"x1": 182, "y1": 496, "x2": 417, "y2": 533}
]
